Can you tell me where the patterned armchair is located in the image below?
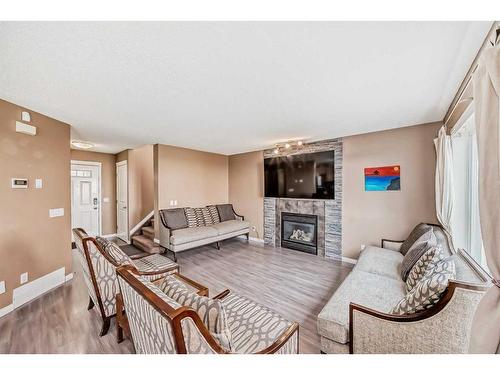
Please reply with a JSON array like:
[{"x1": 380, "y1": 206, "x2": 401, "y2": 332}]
[
  {"x1": 116, "y1": 266, "x2": 299, "y2": 354},
  {"x1": 72, "y1": 228, "x2": 179, "y2": 336}
]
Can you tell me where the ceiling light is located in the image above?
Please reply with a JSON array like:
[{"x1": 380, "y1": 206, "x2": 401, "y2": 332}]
[
  {"x1": 71, "y1": 140, "x2": 94, "y2": 149},
  {"x1": 273, "y1": 148, "x2": 279, "y2": 154},
  {"x1": 285, "y1": 143, "x2": 291, "y2": 149},
  {"x1": 297, "y1": 140, "x2": 303, "y2": 146}
]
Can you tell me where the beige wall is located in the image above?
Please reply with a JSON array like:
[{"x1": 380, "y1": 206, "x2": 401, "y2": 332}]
[
  {"x1": 70, "y1": 149, "x2": 117, "y2": 235},
  {"x1": 342, "y1": 122, "x2": 441, "y2": 259},
  {"x1": 0, "y1": 99, "x2": 72, "y2": 309},
  {"x1": 128, "y1": 145, "x2": 154, "y2": 231},
  {"x1": 228, "y1": 151, "x2": 264, "y2": 240},
  {"x1": 154, "y1": 144, "x2": 229, "y2": 237}
]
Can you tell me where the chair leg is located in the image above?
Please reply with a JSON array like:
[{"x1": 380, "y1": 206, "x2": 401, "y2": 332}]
[
  {"x1": 171, "y1": 250, "x2": 177, "y2": 263},
  {"x1": 100, "y1": 317, "x2": 111, "y2": 337},
  {"x1": 216, "y1": 241, "x2": 221, "y2": 250},
  {"x1": 117, "y1": 324, "x2": 124, "y2": 343},
  {"x1": 245, "y1": 233, "x2": 250, "y2": 241},
  {"x1": 87, "y1": 296, "x2": 95, "y2": 310}
]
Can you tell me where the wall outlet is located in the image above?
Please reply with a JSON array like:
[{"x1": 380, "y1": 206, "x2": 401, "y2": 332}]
[
  {"x1": 49, "y1": 208, "x2": 64, "y2": 218},
  {"x1": 20, "y1": 272, "x2": 28, "y2": 284},
  {"x1": 35, "y1": 178, "x2": 43, "y2": 189},
  {"x1": 251, "y1": 226, "x2": 256, "y2": 232},
  {"x1": 0, "y1": 281, "x2": 5, "y2": 295},
  {"x1": 360, "y1": 244, "x2": 366, "y2": 251}
]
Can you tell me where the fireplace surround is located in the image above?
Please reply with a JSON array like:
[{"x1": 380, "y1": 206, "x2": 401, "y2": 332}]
[{"x1": 281, "y1": 212, "x2": 318, "y2": 255}]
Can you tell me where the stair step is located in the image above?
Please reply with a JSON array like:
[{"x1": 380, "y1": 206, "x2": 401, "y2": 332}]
[
  {"x1": 132, "y1": 235, "x2": 161, "y2": 254},
  {"x1": 142, "y1": 226, "x2": 155, "y2": 240}
]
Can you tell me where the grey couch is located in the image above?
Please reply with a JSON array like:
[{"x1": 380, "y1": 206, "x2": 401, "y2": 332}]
[
  {"x1": 159, "y1": 204, "x2": 250, "y2": 261},
  {"x1": 317, "y1": 224, "x2": 490, "y2": 354}
]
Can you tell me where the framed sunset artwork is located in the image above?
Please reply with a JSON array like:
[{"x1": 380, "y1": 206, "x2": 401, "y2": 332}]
[{"x1": 364, "y1": 165, "x2": 401, "y2": 191}]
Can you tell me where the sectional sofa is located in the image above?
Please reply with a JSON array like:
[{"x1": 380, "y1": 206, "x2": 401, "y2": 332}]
[
  {"x1": 159, "y1": 204, "x2": 250, "y2": 260},
  {"x1": 317, "y1": 223, "x2": 490, "y2": 354}
]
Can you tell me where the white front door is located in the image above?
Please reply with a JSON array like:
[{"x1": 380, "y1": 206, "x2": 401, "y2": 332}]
[
  {"x1": 71, "y1": 162, "x2": 101, "y2": 237},
  {"x1": 116, "y1": 161, "x2": 129, "y2": 242}
]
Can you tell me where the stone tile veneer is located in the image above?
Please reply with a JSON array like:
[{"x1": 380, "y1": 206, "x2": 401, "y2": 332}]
[{"x1": 263, "y1": 138, "x2": 343, "y2": 260}]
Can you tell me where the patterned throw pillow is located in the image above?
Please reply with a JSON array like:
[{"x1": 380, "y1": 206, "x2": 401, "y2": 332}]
[
  {"x1": 95, "y1": 236, "x2": 134, "y2": 266},
  {"x1": 184, "y1": 208, "x2": 198, "y2": 228},
  {"x1": 207, "y1": 205, "x2": 220, "y2": 224},
  {"x1": 391, "y1": 257, "x2": 456, "y2": 315},
  {"x1": 159, "y1": 275, "x2": 232, "y2": 351},
  {"x1": 400, "y1": 229, "x2": 437, "y2": 281},
  {"x1": 201, "y1": 207, "x2": 214, "y2": 226},
  {"x1": 405, "y1": 246, "x2": 444, "y2": 292},
  {"x1": 193, "y1": 207, "x2": 206, "y2": 227}
]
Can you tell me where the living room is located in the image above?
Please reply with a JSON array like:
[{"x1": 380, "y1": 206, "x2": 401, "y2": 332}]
[{"x1": 0, "y1": 2, "x2": 499, "y2": 372}]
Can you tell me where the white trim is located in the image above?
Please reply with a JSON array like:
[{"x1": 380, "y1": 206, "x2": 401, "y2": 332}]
[
  {"x1": 116, "y1": 160, "x2": 127, "y2": 167},
  {"x1": 341, "y1": 256, "x2": 357, "y2": 265},
  {"x1": 102, "y1": 233, "x2": 117, "y2": 239},
  {"x1": 0, "y1": 304, "x2": 13, "y2": 318},
  {"x1": 116, "y1": 161, "x2": 129, "y2": 243},
  {"x1": 154, "y1": 238, "x2": 160, "y2": 244},
  {"x1": 12, "y1": 267, "x2": 66, "y2": 309},
  {"x1": 65, "y1": 273, "x2": 74, "y2": 282},
  {"x1": 130, "y1": 210, "x2": 154, "y2": 236},
  {"x1": 71, "y1": 160, "x2": 103, "y2": 236},
  {"x1": 237, "y1": 234, "x2": 264, "y2": 243}
]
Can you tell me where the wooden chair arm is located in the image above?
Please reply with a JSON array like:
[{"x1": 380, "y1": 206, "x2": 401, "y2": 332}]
[
  {"x1": 255, "y1": 322, "x2": 299, "y2": 354},
  {"x1": 136, "y1": 264, "x2": 179, "y2": 277},
  {"x1": 212, "y1": 289, "x2": 231, "y2": 300}
]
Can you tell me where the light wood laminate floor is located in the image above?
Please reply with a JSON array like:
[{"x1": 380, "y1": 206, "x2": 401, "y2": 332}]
[{"x1": 0, "y1": 238, "x2": 352, "y2": 354}]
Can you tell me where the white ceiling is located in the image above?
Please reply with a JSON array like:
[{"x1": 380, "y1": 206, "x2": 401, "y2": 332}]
[{"x1": 0, "y1": 22, "x2": 492, "y2": 155}]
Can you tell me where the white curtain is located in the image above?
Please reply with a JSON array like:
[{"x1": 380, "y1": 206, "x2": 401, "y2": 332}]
[
  {"x1": 435, "y1": 126, "x2": 455, "y2": 251},
  {"x1": 469, "y1": 43, "x2": 500, "y2": 354}
]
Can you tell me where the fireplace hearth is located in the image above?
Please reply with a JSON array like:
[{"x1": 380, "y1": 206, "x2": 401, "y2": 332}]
[{"x1": 281, "y1": 212, "x2": 318, "y2": 255}]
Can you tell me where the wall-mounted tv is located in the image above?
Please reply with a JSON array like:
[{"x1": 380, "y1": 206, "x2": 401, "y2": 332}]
[{"x1": 264, "y1": 150, "x2": 335, "y2": 199}]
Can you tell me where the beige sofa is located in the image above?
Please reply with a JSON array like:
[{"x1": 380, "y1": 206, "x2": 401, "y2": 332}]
[
  {"x1": 159, "y1": 204, "x2": 250, "y2": 261},
  {"x1": 317, "y1": 224, "x2": 490, "y2": 354}
]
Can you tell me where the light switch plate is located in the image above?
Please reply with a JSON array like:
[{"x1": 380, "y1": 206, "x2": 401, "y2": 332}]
[
  {"x1": 20, "y1": 273, "x2": 28, "y2": 284},
  {"x1": 0, "y1": 281, "x2": 5, "y2": 294},
  {"x1": 35, "y1": 178, "x2": 43, "y2": 189},
  {"x1": 103, "y1": 197, "x2": 110, "y2": 203},
  {"x1": 49, "y1": 208, "x2": 64, "y2": 218}
]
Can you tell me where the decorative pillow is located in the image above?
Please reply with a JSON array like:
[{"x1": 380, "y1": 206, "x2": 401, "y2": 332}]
[
  {"x1": 217, "y1": 204, "x2": 236, "y2": 222},
  {"x1": 184, "y1": 208, "x2": 198, "y2": 228},
  {"x1": 400, "y1": 223, "x2": 433, "y2": 255},
  {"x1": 161, "y1": 208, "x2": 188, "y2": 230},
  {"x1": 95, "y1": 236, "x2": 134, "y2": 266},
  {"x1": 405, "y1": 245, "x2": 444, "y2": 292},
  {"x1": 201, "y1": 207, "x2": 214, "y2": 226},
  {"x1": 193, "y1": 207, "x2": 206, "y2": 227},
  {"x1": 207, "y1": 205, "x2": 220, "y2": 224},
  {"x1": 400, "y1": 229, "x2": 437, "y2": 281},
  {"x1": 391, "y1": 257, "x2": 456, "y2": 315},
  {"x1": 159, "y1": 275, "x2": 232, "y2": 351}
]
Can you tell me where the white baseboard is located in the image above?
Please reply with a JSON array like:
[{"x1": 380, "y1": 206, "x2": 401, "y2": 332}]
[
  {"x1": 0, "y1": 304, "x2": 13, "y2": 318},
  {"x1": 65, "y1": 273, "x2": 74, "y2": 282},
  {"x1": 341, "y1": 256, "x2": 357, "y2": 265},
  {"x1": 102, "y1": 233, "x2": 117, "y2": 239},
  {"x1": 12, "y1": 267, "x2": 66, "y2": 309},
  {"x1": 237, "y1": 234, "x2": 264, "y2": 243}
]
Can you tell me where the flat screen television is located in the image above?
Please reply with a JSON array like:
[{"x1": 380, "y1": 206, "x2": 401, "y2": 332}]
[{"x1": 264, "y1": 150, "x2": 335, "y2": 199}]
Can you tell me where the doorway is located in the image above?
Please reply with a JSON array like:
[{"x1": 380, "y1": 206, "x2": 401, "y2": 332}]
[
  {"x1": 116, "y1": 160, "x2": 129, "y2": 243},
  {"x1": 71, "y1": 161, "x2": 102, "y2": 237}
]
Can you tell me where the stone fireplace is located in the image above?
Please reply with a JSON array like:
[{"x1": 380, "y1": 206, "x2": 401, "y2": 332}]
[
  {"x1": 281, "y1": 212, "x2": 318, "y2": 255},
  {"x1": 263, "y1": 138, "x2": 343, "y2": 260}
]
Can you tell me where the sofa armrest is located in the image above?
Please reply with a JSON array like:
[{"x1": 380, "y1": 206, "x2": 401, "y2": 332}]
[
  {"x1": 380, "y1": 238, "x2": 404, "y2": 251},
  {"x1": 159, "y1": 225, "x2": 171, "y2": 249},
  {"x1": 349, "y1": 281, "x2": 487, "y2": 354}
]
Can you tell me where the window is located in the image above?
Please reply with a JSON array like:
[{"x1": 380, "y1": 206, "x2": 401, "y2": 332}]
[{"x1": 451, "y1": 113, "x2": 488, "y2": 269}]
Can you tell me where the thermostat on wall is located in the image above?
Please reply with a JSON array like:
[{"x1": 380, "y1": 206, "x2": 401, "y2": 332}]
[{"x1": 11, "y1": 178, "x2": 28, "y2": 189}]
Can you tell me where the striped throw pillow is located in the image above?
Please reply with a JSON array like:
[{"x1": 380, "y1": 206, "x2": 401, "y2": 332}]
[
  {"x1": 201, "y1": 207, "x2": 214, "y2": 225},
  {"x1": 184, "y1": 208, "x2": 198, "y2": 228},
  {"x1": 193, "y1": 208, "x2": 205, "y2": 227},
  {"x1": 207, "y1": 205, "x2": 220, "y2": 223}
]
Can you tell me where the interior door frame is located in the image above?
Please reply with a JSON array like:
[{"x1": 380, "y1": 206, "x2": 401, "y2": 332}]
[
  {"x1": 71, "y1": 160, "x2": 102, "y2": 237},
  {"x1": 116, "y1": 160, "x2": 129, "y2": 243}
]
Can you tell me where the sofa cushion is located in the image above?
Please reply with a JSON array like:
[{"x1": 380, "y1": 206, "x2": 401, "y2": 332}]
[
  {"x1": 159, "y1": 275, "x2": 232, "y2": 351},
  {"x1": 400, "y1": 230, "x2": 437, "y2": 281},
  {"x1": 317, "y1": 270, "x2": 406, "y2": 344},
  {"x1": 193, "y1": 207, "x2": 206, "y2": 226},
  {"x1": 405, "y1": 246, "x2": 444, "y2": 292},
  {"x1": 391, "y1": 257, "x2": 456, "y2": 315},
  {"x1": 201, "y1": 207, "x2": 214, "y2": 225},
  {"x1": 355, "y1": 246, "x2": 403, "y2": 280},
  {"x1": 184, "y1": 208, "x2": 198, "y2": 228},
  {"x1": 212, "y1": 220, "x2": 250, "y2": 236},
  {"x1": 221, "y1": 292, "x2": 293, "y2": 353},
  {"x1": 207, "y1": 205, "x2": 220, "y2": 224},
  {"x1": 400, "y1": 223, "x2": 432, "y2": 255},
  {"x1": 217, "y1": 204, "x2": 236, "y2": 222},
  {"x1": 170, "y1": 226, "x2": 219, "y2": 245},
  {"x1": 161, "y1": 208, "x2": 188, "y2": 230},
  {"x1": 95, "y1": 236, "x2": 134, "y2": 266}
]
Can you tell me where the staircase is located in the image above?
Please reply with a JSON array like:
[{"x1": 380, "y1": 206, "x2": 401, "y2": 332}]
[{"x1": 131, "y1": 217, "x2": 162, "y2": 254}]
